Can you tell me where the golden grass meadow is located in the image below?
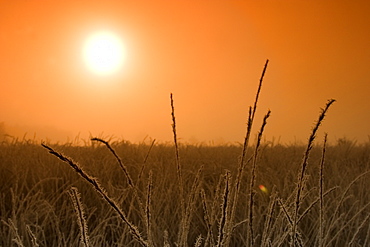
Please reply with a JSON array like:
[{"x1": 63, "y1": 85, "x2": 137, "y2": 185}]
[{"x1": 1, "y1": 61, "x2": 370, "y2": 246}]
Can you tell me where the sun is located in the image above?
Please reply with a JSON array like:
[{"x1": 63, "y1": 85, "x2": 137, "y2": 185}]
[{"x1": 83, "y1": 31, "x2": 125, "y2": 76}]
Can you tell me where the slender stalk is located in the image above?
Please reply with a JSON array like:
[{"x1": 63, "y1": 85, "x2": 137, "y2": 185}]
[
  {"x1": 2, "y1": 218, "x2": 24, "y2": 247},
  {"x1": 251, "y1": 59, "x2": 269, "y2": 122},
  {"x1": 319, "y1": 134, "x2": 328, "y2": 247},
  {"x1": 324, "y1": 170, "x2": 370, "y2": 245},
  {"x1": 91, "y1": 137, "x2": 134, "y2": 188},
  {"x1": 170, "y1": 93, "x2": 183, "y2": 192},
  {"x1": 170, "y1": 93, "x2": 186, "y2": 246},
  {"x1": 226, "y1": 59, "x2": 269, "y2": 245},
  {"x1": 138, "y1": 139, "x2": 156, "y2": 180},
  {"x1": 348, "y1": 211, "x2": 370, "y2": 246},
  {"x1": 163, "y1": 230, "x2": 170, "y2": 247},
  {"x1": 68, "y1": 187, "x2": 90, "y2": 247},
  {"x1": 203, "y1": 174, "x2": 224, "y2": 247},
  {"x1": 297, "y1": 186, "x2": 338, "y2": 224},
  {"x1": 326, "y1": 201, "x2": 370, "y2": 246},
  {"x1": 91, "y1": 137, "x2": 148, "y2": 238},
  {"x1": 179, "y1": 165, "x2": 203, "y2": 246},
  {"x1": 216, "y1": 171, "x2": 231, "y2": 247},
  {"x1": 26, "y1": 225, "x2": 39, "y2": 247},
  {"x1": 41, "y1": 143, "x2": 148, "y2": 247},
  {"x1": 291, "y1": 99, "x2": 335, "y2": 246},
  {"x1": 278, "y1": 198, "x2": 293, "y2": 226},
  {"x1": 145, "y1": 171, "x2": 153, "y2": 246},
  {"x1": 261, "y1": 189, "x2": 277, "y2": 247},
  {"x1": 201, "y1": 188, "x2": 213, "y2": 247},
  {"x1": 248, "y1": 110, "x2": 271, "y2": 246}
]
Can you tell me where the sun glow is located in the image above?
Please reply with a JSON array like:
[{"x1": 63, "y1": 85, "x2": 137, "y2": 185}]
[{"x1": 83, "y1": 31, "x2": 125, "y2": 76}]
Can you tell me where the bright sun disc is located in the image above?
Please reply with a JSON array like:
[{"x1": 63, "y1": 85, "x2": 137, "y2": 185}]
[{"x1": 83, "y1": 31, "x2": 125, "y2": 75}]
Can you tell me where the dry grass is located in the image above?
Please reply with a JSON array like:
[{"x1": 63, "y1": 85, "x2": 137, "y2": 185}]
[
  {"x1": 291, "y1": 99, "x2": 336, "y2": 246},
  {"x1": 68, "y1": 187, "x2": 90, "y2": 247},
  {"x1": 41, "y1": 143, "x2": 148, "y2": 247},
  {"x1": 1, "y1": 136, "x2": 369, "y2": 246},
  {"x1": 1, "y1": 61, "x2": 370, "y2": 246}
]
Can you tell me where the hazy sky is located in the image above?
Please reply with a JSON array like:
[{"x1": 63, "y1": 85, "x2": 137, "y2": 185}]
[{"x1": 1, "y1": 0, "x2": 369, "y2": 144}]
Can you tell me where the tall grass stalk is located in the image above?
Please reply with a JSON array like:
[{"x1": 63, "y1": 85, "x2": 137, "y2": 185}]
[
  {"x1": 41, "y1": 143, "x2": 149, "y2": 247},
  {"x1": 145, "y1": 171, "x2": 153, "y2": 246},
  {"x1": 68, "y1": 187, "x2": 90, "y2": 247},
  {"x1": 216, "y1": 171, "x2": 231, "y2": 247},
  {"x1": 278, "y1": 198, "x2": 293, "y2": 227},
  {"x1": 260, "y1": 189, "x2": 277, "y2": 247},
  {"x1": 138, "y1": 139, "x2": 156, "y2": 180},
  {"x1": 163, "y1": 230, "x2": 170, "y2": 247},
  {"x1": 248, "y1": 110, "x2": 271, "y2": 246},
  {"x1": 170, "y1": 93, "x2": 186, "y2": 246},
  {"x1": 200, "y1": 188, "x2": 213, "y2": 247},
  {"x1": 291, "y1": 99, "x2": 336, "y2": 246},
  {"x1": 297, "y1": 186, "x2": 338, "y2": 224},
  {"x1": 91, "y1": 137, "x2": 134, "y2": 188},
  {"x1": 91, "y1": 137, "x2": 149, "y2": 238},
  {"x1": 319, "y1": 133, "x2": 327, "y2": 247},
  {"x1": 202, "y1": 174, "x2": 224, "y2": 247},
  {"x1": 26, "y1": 225, "x2": 39, "y2": 247},
  {"x1": 170, "y1": 93, "x2": 183, "y2": 198},
  {"x1": 178, "y1": 165, "x2": 203, "y2": 246},
  {"x1": 226, "y1": 59, "x2": 269, "y2": 245},
  {"x1": 2, "y1": 218, "x2": 24, "y2": 247},
  {"x1": 362, "y1": 213, "x2": 370, "y2": 246}
]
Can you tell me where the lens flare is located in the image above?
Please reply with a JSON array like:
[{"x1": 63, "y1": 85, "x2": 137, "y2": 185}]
[{"x1": 259, "y1": 184, "x2": 268, "y2": 193}]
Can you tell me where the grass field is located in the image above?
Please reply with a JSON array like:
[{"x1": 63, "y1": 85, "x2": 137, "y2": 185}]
[
  {"x1": 1, "y1": 62, "x2": 369, "y2": 246},
  {"x1": 1, "y1": 132, "x2": 369, "y2": 246}
]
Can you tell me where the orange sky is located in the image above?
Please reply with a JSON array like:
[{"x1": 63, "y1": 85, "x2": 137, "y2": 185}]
[{"x1": 1, "y1": 0, "x2": 369, "y2": 145}]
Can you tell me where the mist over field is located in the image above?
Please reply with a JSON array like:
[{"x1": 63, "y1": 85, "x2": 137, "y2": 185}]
[{"x1": 1, "y1": 87, "x2": 370, "y2": 246}]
